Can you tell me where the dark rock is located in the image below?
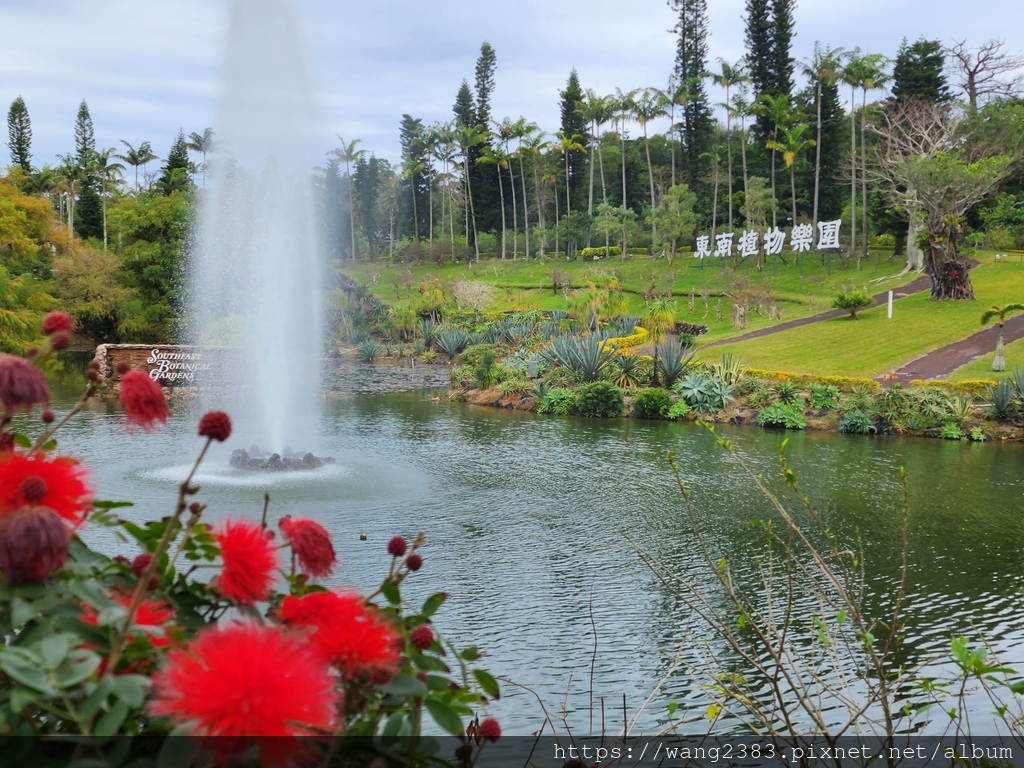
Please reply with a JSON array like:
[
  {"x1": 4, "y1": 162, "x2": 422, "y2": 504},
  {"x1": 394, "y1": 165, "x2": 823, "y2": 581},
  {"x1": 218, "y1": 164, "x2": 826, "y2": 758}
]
[{"x1": 230, "y1": 445, "x2": 334, "y2": 471}]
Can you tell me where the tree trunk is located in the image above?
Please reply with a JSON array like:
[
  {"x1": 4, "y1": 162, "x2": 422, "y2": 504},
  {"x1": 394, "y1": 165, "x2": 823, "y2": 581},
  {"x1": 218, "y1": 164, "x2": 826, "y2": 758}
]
[
  {"x1": 929, "y1": 255, "x2": 975, "y2": 300},
  {"x1": 812, "y1": 81, "x2": 822, "y2": 231},
  {"x1": 860, "y1": 90, "x2": 869, "y2": 263},
  {"x1": 994, "y1": 324, "x2": 1006, "y2": 371},
  {"x1": 849, "y1": 85, "x2": 857, "y2": 260},
  {"x1": 518, "y1": 153, "x2": 530, "y2": 260}
]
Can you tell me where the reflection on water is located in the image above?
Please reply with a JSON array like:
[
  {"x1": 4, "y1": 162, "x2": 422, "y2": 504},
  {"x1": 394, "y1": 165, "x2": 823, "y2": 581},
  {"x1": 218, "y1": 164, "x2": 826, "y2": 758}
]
[{"x1": 30, "y1": 360, "x2": 1024, "y2": 734}]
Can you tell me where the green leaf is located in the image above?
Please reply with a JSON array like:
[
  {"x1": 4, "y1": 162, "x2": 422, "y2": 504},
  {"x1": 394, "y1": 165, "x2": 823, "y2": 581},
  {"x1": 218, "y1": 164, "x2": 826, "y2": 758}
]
[
  {"x1": 95, "y1": 699, "x2": 130, "y2": 737},
  {"x1": 41, "y1": 439, "x2": 57, "y2": 452},
  {"x1": 92, "y1": 500, "x2": 134, "y2": 510},
  {"x1": 382, "y1": 710, "x2": 408, "y2": 738},
  {"x1": 0, "y1": 652, "x2": 56, "y2": 696},
  {"x1": 472, "y1": 669, "x2": 500, "y2": 699},
  {"x1": 158, "y1": 732, "x2": 200, "y2": 768},
  {"x1": 459, "y1": 646, "x2": 479, "y2": 662},
  {"x1": 54, "y1": 650, "x2": 102, "y2": 689},
  {"x1": 421, "y1": 592, "x2": 447, "y2": 617},
  {"x1": 836, "y1": 609, "x2": 848, "y2": 625},
  {"x1": 12, "y1": 433, "x2": 31, "y2": 449},
  {"x1": 112, "y1": 675, "x2": 149, "y2": 708},
  {"x1": 413, "y1": 654, "x2": 450, "y2": 673},
  {"x1": 423, "y1": 698, "x2": 464, "y2": 737},
  {"x1": 9, "y1": 687, "x2": 38, "y2": 714},
  {"x1": 667, "y1": 701, "x2": 679, "y2": 718},
  {"x1": 10, "y1": 597, "x2": 36, "y2": 627},
  {"x1": 78, "y1": 676, "x2": 115, "y2": 720},
  {"x1": 381, "y1": 582, "x2": 401, "y2": 605},
  {"x1": 386, "y1": 674, "x2": 428, "y2": 699},
  {"x1": 39, "y1": 633, "x2": 73, "y2": 670}
]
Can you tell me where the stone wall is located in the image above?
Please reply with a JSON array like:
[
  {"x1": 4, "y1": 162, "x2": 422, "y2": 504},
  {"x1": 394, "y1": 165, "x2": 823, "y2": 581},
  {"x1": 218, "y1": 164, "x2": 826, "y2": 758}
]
[{"x1": 92, "y1": 345, "x2": 247, "y2": 389}]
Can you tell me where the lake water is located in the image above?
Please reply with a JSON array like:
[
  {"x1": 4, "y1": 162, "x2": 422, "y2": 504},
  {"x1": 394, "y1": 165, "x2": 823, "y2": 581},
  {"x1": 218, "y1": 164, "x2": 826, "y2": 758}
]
[{"x1": 39, "y1": 362, "x2": 1024, "y2": 736}]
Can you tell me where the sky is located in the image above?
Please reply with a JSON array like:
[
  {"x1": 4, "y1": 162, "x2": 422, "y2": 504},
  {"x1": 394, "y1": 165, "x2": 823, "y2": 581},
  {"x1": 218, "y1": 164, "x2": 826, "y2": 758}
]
[{"x1": 1, "y1": 0, "x2": 1022, "y2": 174}]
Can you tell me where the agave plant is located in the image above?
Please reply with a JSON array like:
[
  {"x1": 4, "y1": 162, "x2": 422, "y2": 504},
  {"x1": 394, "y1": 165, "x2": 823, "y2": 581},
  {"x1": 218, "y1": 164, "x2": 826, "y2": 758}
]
[
  {"x1": 418, "y1": 317, "x2": 436, "y2": 349},
  {"x1": 539, "y1": 334, "x2": 614, "y2": 383},
  {"x1": 712, "y1": 353, "x2": 748, "y2": 386},
  {"x1": 356, "y1": 340, "x2": 382, "y2": 363},
  {"x1": 435, "y1": 329, "x2": 471, "y2": 360},
  {"x1": 986, "y1": 379, "x2": 1018, "y2": 421},
  {"x1": 610, "y1": 353, "x2": 647, "y2": 390},
  {"x1": 656, "y1": 340, "x2": 696, "y2": 388}
]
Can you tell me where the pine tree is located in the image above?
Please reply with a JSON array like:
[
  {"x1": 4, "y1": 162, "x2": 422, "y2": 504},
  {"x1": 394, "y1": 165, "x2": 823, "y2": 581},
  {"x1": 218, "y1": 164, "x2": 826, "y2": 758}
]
[
  {"x1": 745, "y1": 0, "x2": 796, "y2": 139},
  {"x1": 74, "y1": 184, "x2": 103, "y2": 240},
  {"x1": 158, "y1": 131, "x2": 190, "y2": 194},
  {"x1": 669, "y1": 0, "x2": 714, "y2": 223},
  {"x1": 74, "y1": 100, "x2": 95, "y2": 166},
  {"x1": 474, "y1": 42, "x2": 497, "y2": 128},
  {"x1": 891, "y1": 38, "x2": 950, "y2": 103},
  {"x1": 6, "y1": 97, "x2": 32, "y2": 172},
  {"x1": 559, "y1": 69, "x2": 588, "y2": 213},
  {"x1": 771, "y1": 0, "x2": 795, "y2": 97}
]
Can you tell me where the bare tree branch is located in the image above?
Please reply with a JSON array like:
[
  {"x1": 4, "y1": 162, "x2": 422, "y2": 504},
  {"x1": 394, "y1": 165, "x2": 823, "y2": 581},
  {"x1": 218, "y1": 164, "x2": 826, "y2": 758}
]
[{"x1": 946, "y1": 39, "x2": 1024, "y2": 111}]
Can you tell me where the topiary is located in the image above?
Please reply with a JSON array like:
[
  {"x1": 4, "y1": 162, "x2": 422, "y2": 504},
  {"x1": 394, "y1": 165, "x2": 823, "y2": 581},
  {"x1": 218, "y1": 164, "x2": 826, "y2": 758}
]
[
  {"x1": 632, "y1": 388, "x2": 671, "y2": 419},
  {"x1": 575, "y1": 381, "x2": 624, "y2": 418}
]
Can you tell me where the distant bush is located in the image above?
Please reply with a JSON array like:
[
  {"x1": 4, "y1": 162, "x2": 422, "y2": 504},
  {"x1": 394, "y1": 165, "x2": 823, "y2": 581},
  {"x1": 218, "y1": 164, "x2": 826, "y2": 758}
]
[
  {"x1": 580, "y1": 246, "x2": 620, "y2": 260},
  {"x1": 807, "y1": 383, "x2": 840, "y2": 409},
  {"x1": 576, "y1": 381, "x2": 624, "y2": 418},
  {"x1": 833, "y1": 289, "x2": 873, "y2": 319},
  {"x1": 632, "y1": 388, "x2": 672, "y2": 419},
  {"x1": 667, "y1": 400, "x2": 691, "y2": 420},
  {"x1": 538, "y1": 388, "x2": 576, "y2": 415},
  {"x1": 839, "y1": 409, "x2": 878, "y2": 434},
  {"x1": 757, "y1": 403, "x2": 807, "y2": 430}
]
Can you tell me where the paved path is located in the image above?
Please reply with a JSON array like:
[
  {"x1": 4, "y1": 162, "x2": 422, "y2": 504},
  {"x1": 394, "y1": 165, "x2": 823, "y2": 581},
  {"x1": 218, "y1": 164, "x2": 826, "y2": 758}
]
[
  {"x1": 700, "y1": 274, "x2": 933, "y2": 349},
  {"x1": 878, "y1": 313, "x2": 1024, "y2": 384}
]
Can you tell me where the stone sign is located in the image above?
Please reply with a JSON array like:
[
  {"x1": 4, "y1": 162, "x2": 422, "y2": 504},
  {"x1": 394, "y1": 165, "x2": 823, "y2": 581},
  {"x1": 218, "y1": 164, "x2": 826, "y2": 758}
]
[{"x1": 92, "y1": 344, "x2": 246, "y2": 389}]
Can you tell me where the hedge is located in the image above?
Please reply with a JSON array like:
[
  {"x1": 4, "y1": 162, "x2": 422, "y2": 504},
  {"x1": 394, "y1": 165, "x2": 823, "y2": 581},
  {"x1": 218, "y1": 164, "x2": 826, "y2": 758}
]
[{"x1": 746, "y1": 368, "x2": 882, "y2": 391}]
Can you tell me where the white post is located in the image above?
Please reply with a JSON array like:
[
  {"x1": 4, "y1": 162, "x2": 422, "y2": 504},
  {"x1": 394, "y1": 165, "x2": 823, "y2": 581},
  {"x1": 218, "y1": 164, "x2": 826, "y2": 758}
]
[{"x1": 887, "y1": 290, "x2": 893, "y2": 319}]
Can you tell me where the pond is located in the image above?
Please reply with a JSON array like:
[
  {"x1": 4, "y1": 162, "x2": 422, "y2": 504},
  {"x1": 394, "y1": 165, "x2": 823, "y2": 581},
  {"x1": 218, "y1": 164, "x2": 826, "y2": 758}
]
[{"x1": 39, "y1": 361, "x2": 1024, "y2": 735}]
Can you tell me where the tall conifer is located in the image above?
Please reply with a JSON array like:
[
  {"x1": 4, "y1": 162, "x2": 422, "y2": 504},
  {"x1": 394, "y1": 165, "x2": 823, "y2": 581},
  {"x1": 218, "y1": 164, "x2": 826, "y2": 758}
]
[{"x1": 6, "y1": 97, "x2": 32, "y2": 172}]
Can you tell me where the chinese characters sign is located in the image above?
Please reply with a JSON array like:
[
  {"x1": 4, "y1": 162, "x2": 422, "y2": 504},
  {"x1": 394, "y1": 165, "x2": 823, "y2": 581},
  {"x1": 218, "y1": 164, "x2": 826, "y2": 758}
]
[{"x1": 695, "y1": 220, "x2": 842, "y2": 259}]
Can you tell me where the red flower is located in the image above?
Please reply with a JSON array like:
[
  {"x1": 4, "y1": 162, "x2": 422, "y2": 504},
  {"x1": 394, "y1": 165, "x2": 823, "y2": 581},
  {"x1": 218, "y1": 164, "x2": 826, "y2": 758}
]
[
  {"x1": 0, "y1": 354, "x2": 50, "y2": 416},
  {"x1": 387, "y1": 535, "x2": 407, "y2": 557},
  {"x1": 41, "y1": 312, "x2": 74, "y2": 335},
  {"x1": 213, "y1": 520, "x2": 278, "y2": 604},
  {"x1": 198, "y1": 411, "x2": 232, "y2": 442},
  {"x1": 81, "y1": 593, "x2": 176, "y2": 648},
  {"x1": 478, "y1": 717, "x2": 501, "y2": 742},
  {"x1": 118, "y1": 370, "x2": 171, "y2": 432},
  {"x1": 410, "y1": 624, "x2": 434, "y2": 650},
  {"x1": 0, "y1": 505, "x2": 69, "y2": 582},
  {"x1": 149, "y1": 622, "x2": 338, "y2": 764},
  {"x1": 280, "y1": 516, "x2": 336, "y2": 578},
  {"x1": 280, "y1": 591, "x2": 400, "y2": 679},
  {"x1": 405, "y1": 553, "x2": 423, "y2": 572},
  {"x1": 0, "y1": 453, "x2": 93, "y2": 525}
]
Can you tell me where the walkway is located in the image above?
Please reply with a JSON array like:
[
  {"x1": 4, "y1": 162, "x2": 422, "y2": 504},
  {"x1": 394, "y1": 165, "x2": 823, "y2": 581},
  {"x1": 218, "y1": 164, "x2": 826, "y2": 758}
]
[
  {"x1": 879, "y1": 313, "x2": 1024, "y2": 384},
  {"x1": 700, "y1": 274, "x2": 933, "y2": 349}
]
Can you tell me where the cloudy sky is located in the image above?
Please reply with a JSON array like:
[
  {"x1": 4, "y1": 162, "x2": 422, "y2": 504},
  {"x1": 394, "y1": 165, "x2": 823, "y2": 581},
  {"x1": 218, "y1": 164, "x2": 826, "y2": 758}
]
[{"x1": 1, "y1": 0, "x2": 1021, "y2": 172}]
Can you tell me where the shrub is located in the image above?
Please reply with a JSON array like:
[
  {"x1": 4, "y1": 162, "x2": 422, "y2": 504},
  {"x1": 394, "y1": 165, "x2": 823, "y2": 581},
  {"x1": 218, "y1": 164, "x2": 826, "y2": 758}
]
[
  {"x1": 833, "y1": 289, "x2": 873, "y2": 318},
  {"x1": 420, "y1": 349, "x2": 437, "y2": 364},
  {"x1": 807, "y1": 382, "x2": 840, "y2": 409},
  {"x1": 839, "y1": 409, "x2": 878, "y2": 434},
  {"x1": 473, "y1": 351, "x2": 499, "y2": 389},
  {"x1": 575, "y1": 381, "x2": 624, "y2": 418},
  {"x1": 537, "y1": 387, "x2": 576, "y2": 415},
  {"x1": 610, "y1": 352, "x2": 649, "y2": 390},
  {"x1": 667, "y1": 400, "x2": 692, "y2": 420},
  {"x1": 632, "y1": 388, "x2": 671, "y2": 419},
  {"x1": 772, "y1": 379, "x2": 800, "y2": 405},
  {"x1": 580, "y1": 246, "x2": 620, "y2": 260},
  {"x1": 939, "y1": 422, "x2": 965, "y2": 440},
  {"x1": 497, "y1": 371, "x2": 531, "y2": 395},
  {"x1": 757, "y1": 402, "x2": 807, "y2": 429}
]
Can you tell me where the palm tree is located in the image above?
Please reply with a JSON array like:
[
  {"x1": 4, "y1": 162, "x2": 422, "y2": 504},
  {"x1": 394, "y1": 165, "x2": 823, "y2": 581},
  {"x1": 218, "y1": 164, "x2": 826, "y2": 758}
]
[
  {"x1": 613, "y1": 88, "x2": 638, "y2": 255},
  {"x1": 757, "y1": 94, "x2": 792, "y2": 229},
  {"x1": 511, "y1": 118, "x2": 539, "y2": 259},
  {"x1": 981, "y1": 304, "x2": 1024, "y2": 372},
  {"x1": 56, "y1": 153, "x2": 82, "y2": 232},
  {"x1": 520, "y1": 129, "x2": 547, "y2": 257},
  {"x1": 186, "y1": 128, "x2": 217, "y2": 189},
  {"x1": 578, "y1": 90, "x2": 614, "y2": 216},
  {"x1": 665, "y1": 77, "x2": 689, "y2": 188},
  {"x1": 457, "y1": 123, "x2": 489, "y2": 261},
  {"x1": 802, "y1": 44, "x2": 845, "y2": 232},
  {"x1": 730, "y1": 88, "x2": 754, "y2": 214},
  {"x1": 497, "y1": 118, "x2": 521, "y2": 257},
  {"x1": 857, "y1": 54, "x2": 889, "y2": 263},
  {"x1": 331, "y1": 136, "x2": 367, "y2": 260},
  {"x1": 554, "y1": 131, "x2": 587, "y2": 218},
  {"x1": 88, "y1": 148, "x2": 125, "y2": 251},
  {"x1": 478, "y1": 144, "x2": 510, "y2": 259},
  {"x1": 632, "y1": 88, "x2": 668, "y2": 239},
  {"x1": 767, "y1": 123, "x2": 815, "y2": 227},
  {"x1": 400, "y1": 156, "x2": 426, "y2": 242},
  {"x1": 644, "y1": 298, "x2": 676, "y2": 387},
  {"x1": 710, "y1": 59, "x2": 748, "y2": 231},
  {"x1": 115, "y1": 140, "x2": 157, "y2": 192}
]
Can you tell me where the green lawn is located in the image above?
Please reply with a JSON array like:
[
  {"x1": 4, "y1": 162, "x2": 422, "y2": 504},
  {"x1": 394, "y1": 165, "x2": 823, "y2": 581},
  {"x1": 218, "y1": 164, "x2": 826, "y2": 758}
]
[
  {"x1": 947, "y1": 337, "x2": 1024, "y2": 382},
  {"x1": 704, "y1": 256, "x2": 1024, "y2": 377}
]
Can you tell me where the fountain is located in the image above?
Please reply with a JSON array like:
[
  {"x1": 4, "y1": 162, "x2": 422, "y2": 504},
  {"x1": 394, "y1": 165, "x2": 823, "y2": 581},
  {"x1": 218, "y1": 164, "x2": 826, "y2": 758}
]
[{"x1": 189, "y1": 0, "x2": 328, "y2": 465}]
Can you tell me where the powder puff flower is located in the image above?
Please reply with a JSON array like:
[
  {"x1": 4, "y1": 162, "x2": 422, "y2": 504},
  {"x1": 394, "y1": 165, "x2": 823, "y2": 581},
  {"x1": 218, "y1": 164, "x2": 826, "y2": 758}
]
[
  {"x1": 149, "y1": 622, "x2": 338, "y2": 764},
  {"x1": 0, "y1": 505, "x2": 70, "y2": 582},
  {"x1": 0, "y1": 453, "x2": 93, "y2": 525},
  {"x1": 280, "y1": 591, "x2": 400, "y2": 679},
  {"x1": 118, "y1": 370, "x2": 171, "y2": 432},
  {"x1": 81, "y1": 593, "x2": 176, "y2": 648},
  {"x1": 198, "y1": 410, "x2": 232, "y2": 442},
  {"x1": 0, "y1": 354, "x2": 50, "y2": 416},
  {"x1": 41, "y1": 311, "x2": 74, "y2": 336},
  {"x1": 279, "y1": 515, "x2": 336, "y2": 579},
  {"x1": 212, "y1": 519, "x2": 278, "y2": 604}
]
